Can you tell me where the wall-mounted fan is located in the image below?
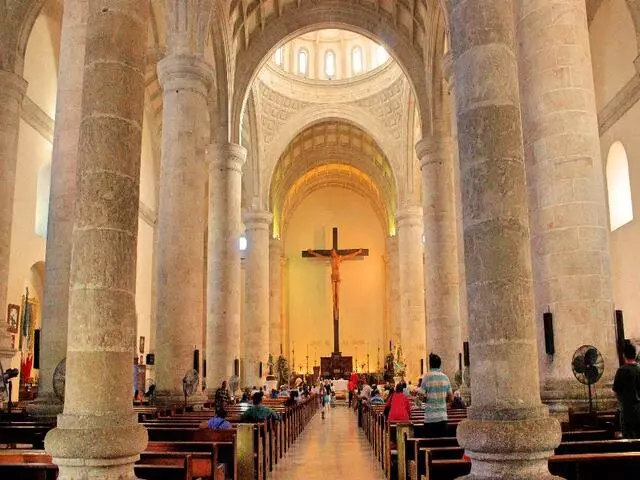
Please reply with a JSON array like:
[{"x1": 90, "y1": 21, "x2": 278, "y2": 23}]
[
  {"x1": 182, "y1": 369, "x2": 199, "y2": 408},
  {"x1": 53, "y1": 357, "x2": 66, "y2": 403},
  {"x1": 0, "y1": 360, "x2": 19, "y2": 413},
  {"x1": 571, "y1": 345, "x2": 605, "y2": 413},
  {"x1": 229, "y1": 374, "x2": 240, "y2": 397}
]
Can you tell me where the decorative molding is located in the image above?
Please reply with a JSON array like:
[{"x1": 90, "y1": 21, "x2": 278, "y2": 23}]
[
  {"x1": 598, "y1": 74, "x2": 640, "y2": 136},
  {"x1": 20, "y1": 95, "x2": 54, "y2": 142},
  {"x1": 139, "y1": 201, "x2": 157, "y2": 226}
]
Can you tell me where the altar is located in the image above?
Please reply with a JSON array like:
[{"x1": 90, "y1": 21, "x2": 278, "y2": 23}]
[{"x1": 320, "y1": 352, "x2": 352, "y2": 379}]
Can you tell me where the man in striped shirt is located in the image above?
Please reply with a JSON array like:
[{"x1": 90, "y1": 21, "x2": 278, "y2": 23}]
[{"x1": 420, "y1": 353, "x2": 453, "y2": 437}]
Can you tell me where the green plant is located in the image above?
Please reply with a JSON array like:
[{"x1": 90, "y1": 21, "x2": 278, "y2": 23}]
[{"x1": 275, "y1": 355, "x2": 291, "y2": 386}]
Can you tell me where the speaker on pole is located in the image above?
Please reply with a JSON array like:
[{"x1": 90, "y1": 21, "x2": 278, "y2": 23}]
[
  {"x1": 203, "y1": 359, "x2": 207, "y2": 378},
  {"x1": 420, "y1": 358, "x2": 424, "y2": 375},
  {"x1": 543, "y1": 312, "x2": 555, "y2": 356},
  {"x1": 234, "y1": 358, "x2": 239, "y2": 376},
  {"x1": 616, "y1": 309, "x2": 626, "y2": 366},
  {"x1": 458, "y1": 353, "x2": 462, "y2": 372},
  {"x1": 193, "y1": 349, "x2": 200, "y2": 373},
  {"x1": 259, "y1": 362, "x2": 263, "y2": 378},
  {"x1": 463, "y1": 341, "x2": 470, "y2": 367},
  {"x1": 34, "y1": 329, "x2": 40, "y2": 369}
]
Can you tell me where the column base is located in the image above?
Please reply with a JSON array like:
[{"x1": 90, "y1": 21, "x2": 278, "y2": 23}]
[
  {"x1": 541, "y1": 377, "x2": 617, "y2": 417},
  {"x1": 45, "y1": 414, "x2": 147, "y2": 480},
  {"x1": 457, "y1": 413, "x2": 562, "y2": 479},
  {"x1": 26, "y1": 391, "x2": 63, "y2": 417}
]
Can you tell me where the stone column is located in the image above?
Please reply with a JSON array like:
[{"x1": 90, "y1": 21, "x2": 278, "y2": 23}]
[
  {"x1": 385, "y1": 235, "x2": 400, "y2": 350},
  {"x1": 280, "y1": 256, "x2": 288, "y2": 357},
  {"x1": 44, "y1": 2, "x2": 148, "y2": 478},
  {"x1": 205, "y1": 143, "x2": 246, "y2": 393},
  {"x1": 243, "y1": 211, "x2": 272, "y2": 387},
  {"x1": 153, "y1": 54, "x2": 211, "y2": 405},
  {"x1": 396, "y1": 206, "x2": 426, "y2": 383},
  {"x1": 417, "y1": 135, "x2": 462, "y2": 381},
  {"x1": 0, "y1": 70, "x2": 26, "y2": 380},
  {"x1": 449, "y1": 0, "x2": 561, "y2": 477},
  {"x1": 516, "y1": 0, "x2": 617, "y2": 411},
  {"x1": 28, "y1": 0, "x2": 88, "y2": 418},
  {"x1": 269, "y1": 237, "x2": 283, "y2": 356}
]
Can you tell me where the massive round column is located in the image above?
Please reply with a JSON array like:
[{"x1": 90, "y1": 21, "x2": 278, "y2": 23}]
[
  {"x1": 154, "y1": 53, "x2": 211, "y2": 405},
  {"x1": 243, "y1": 211, "x2": 272, "y2": 387},
  {"x1": 385, "y1": 235, "x2": 400, "y2": 349},
  {"x1": 516, "y1": 0, "x2": 617, "y2": 410},
  {"x1": 44, "y1": 2, "x2": 149, "y2": 478},
  {"x1": 448, "y1": 0, "x2": 561, "y2": 477},
  {"x1": 269, "y1": 237, "x2": 283, "y2": 356},
  {"x1": 28, "y1": 0, "x2": 87, "y2": 417},
  {"x1": 396, "y1": 206, "x2": 426, "y2": 383},
  {"x1": 205, "y1": 143, "x2": 246, "y2": 392},
  {"x1": 417, "y1": 135, "x2": 462, "y2": 381},
  {"x1": 0, "y1": 70, "x2": 26, "y2": 376}
]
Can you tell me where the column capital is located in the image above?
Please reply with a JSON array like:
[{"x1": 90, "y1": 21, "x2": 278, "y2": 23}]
[
  {"x1": 270, "y1": 236, "x2": 283, "y2": 250},
  {"x1": 157, "y1": 53, "x2": 213, "y2": 95},
  {"x1": 0, "y1": 70, "x2": 28, "y2": 102},
  {"x1": 415, "y1": 136, "x2": 452, "y2": 168},
  {"x1": 396, "y1": 205, "x2": 423, "y2": 227},
  {"x1": 243, "y1": 210, "x2": 273, "y2": 229},
  {"x1": 206, "y1": 142, "x2": 246, "y2": 172}
]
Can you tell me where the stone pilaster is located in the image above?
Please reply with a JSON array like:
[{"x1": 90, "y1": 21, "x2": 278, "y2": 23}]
[
  {"x1": 28, "y1": 0, "x2": 88, "y2": 418},
  {"x1": 396, "y1": 206, "x2": 426, "y2": 383},
  {"x1": 243, "y1": 211, "x2": 272, "y2": 387},
  {"x1": 205, "y1": 143, "x2": 246, "y2": 392},
  {"x1": 416, "y1": 135, "x2": 462, "y2": 381},
  {"x1": 515, "y1": 0, "x2": 617, "y2": 412},
  {"x1": 385, "y1": 235, "x2": 400, "y2": 350},
  {"x1": 269, "y1": 237, "x2": 283, "y2": 357},
  {"x1": 448, "y1": 0, "x2": 561, "y2": 477},
  {"x1": 44, "y1": 2, "x2": 149, "y2": 478},
  {"x1": 154, "y1": 53, "x2": 212, "y2": 405},
  {"x1": 0, "y1": 70, "x2": 27, "y2": 370}
]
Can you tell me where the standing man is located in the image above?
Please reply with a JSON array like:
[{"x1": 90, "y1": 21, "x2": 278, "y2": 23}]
[
  {"x1": 214, "y1": 379, "x2": 232, "y2": 412},
  {"x1": 420, "y1": 353, "x2": 453, "y2": 437},
  {"x1": 613, "y1": 343, "x2": 640, "y2": 438}
]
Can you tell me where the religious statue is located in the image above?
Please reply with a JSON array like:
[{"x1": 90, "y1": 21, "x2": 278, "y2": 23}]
[
  {"x1": 305, "y1": 248, "x2": 363, "y2": 320},
  {"x1": 394, "y1": 344, "x2": 406, "y2": 378}
]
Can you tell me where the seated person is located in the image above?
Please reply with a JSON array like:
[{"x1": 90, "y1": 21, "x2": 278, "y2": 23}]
[
  {"x1": 284, "y1": 390, "x2": 298, "y2": 407},
  {"x1": 270, "y1": 389, "x2": 279, "y2": 399},
  {"x1": 240, "y1": 388, "x2": 251, "y2": 403},
  {"x1": 451, "y1": 390, "x2": 466, "y2": 409},
  {"x1": 240, "y1": 392, "x2": 281, "y2": 422},
  {"x1": 370, "y1": 389, "x2": 385, "y2": 405},
  {"x1": 387, "y1": 383, "x2": 412, "y2": 422},
  {"x1": 199, "y1": 407, "x2": 233, "y2": 430}
]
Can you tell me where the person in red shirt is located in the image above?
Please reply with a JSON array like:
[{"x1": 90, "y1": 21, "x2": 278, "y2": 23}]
[
  {"x1": 386, "y1": 383, "x2": 412, "y2": 422},
  {"x1": 348, "y1": 373, "x2": 358, "y2": 408}
]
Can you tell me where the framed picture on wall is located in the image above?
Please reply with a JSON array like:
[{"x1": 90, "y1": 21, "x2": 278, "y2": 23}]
[
  {"x1": 7, "y1": 304, "x2": 19, "y2": 334},
  {"x1": 139, "y1": 336, "x2": 145, "y2": 354}
]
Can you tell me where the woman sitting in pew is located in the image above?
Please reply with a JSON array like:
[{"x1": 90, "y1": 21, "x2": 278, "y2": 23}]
[
  {"x1": 386, "y1": 383, "x2": 411, "y2": 422},
  {"x1": 199, "y1": 407, "x2": 233, "y2": 430}
]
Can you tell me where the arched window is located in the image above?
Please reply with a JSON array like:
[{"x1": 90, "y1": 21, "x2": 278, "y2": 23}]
[
  {"x1": 274, "y1": 46, "x2": 284, "y2": 66},
  {"x1": 324, "y1": 50, "x2": 336, "y2": 79},
  {"x1": 606, "y1": 141, "x2": 634, "y2": 231},
  {"x1": 352, "y1": 46, "x2": 363, "y2": 75},
  {"x1": 239, "y1": 235, "x2": 248, "y2": 251},
  {"x1": 297, "y1": 48, "x2": 308, "y2": 76},
  {"x1": 376, "y1": 45, "x2": 389, "y2": 67},
  {"x1": 35, "y1": 160, "x2": 51, "y2": 238}
]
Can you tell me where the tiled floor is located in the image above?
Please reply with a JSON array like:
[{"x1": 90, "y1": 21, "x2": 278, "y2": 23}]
[{"x1": 269, "y1": 404, "x2": 385, "y2": 479}]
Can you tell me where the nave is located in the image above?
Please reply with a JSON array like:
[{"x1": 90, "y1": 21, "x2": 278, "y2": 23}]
[{"x1": 270, "y1": 405, "x2": 385, "y2": 480}]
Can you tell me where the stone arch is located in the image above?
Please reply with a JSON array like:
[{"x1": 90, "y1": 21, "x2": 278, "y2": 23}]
[
  {"x1": 262, "y1": 103, "x2": 401, "y2": 196},
  {"x1": 624, "y1": 0, "x2": 640, "y2": 49},
  {"x1": 229, "y1": 1, "x2": 431, "y2": 144},
  {"x1": 1, "y1": 0, "x2": 49, "y2": 74}
]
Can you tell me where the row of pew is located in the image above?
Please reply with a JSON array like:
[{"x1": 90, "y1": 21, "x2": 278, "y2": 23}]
[
  {"x1": 0, "y1": 394, "x2": 318, "y2": 479},
  {"x1": 361, "y1": 402, "x2": 640, "y2": 480}
]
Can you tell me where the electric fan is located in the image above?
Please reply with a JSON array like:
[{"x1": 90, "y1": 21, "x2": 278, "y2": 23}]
[
  {"x1": 571, "y1": 345, "x2": 605, "y2": 413},
  {"x1": 53, "y1": 357, "x2": 66, "y2": 403},
  {"x1": 0, "y1": 361, "x2": 19, "y2": 412},
  {"x1": 228, "y1": 374, "x2": 240, "y2": 397},
  {"x1": 144, "y1": 378, "x2": 156, "y2": 405},
  {"x1": 462, "y1": 366, "x2": 471, "y2": 388},
  {"x1": 182, "y1": 369, "x2": 199, "y2": 408}
]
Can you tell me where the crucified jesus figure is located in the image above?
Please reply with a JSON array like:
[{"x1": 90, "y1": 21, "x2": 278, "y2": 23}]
[{"x1": 306, "y1": 248, "x2": 363, "y2": 320}]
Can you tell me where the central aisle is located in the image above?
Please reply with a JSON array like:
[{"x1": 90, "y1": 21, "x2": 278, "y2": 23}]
[{"x1": 269, "y1": 404, "x2": 385, "y2": 479}]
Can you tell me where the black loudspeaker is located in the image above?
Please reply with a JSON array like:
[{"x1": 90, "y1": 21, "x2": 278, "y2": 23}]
[
  {"x1": 193, "y1": 349, "x2": 200, "y2": 373},
  {"x1": 616, "y1": 309, "x2": 626, "y2": 366},
  {"x1": 420, "y1": 359, "x2": 424, "y2": 375},
  {"x1": 146, "y1": 353, "x2": 155, "y2": 365},
  {"x1": 34, "y1": 329, "x2": 40, "y2": 369},
  {"x1": 463, "y1": 341, "x2": 470, "y2": 367},
  {"x1": 543, "y1": 312, "x2": 555, "y2": 356},
  {"x1": 458, "y1": 353, "x2": 462, "y2": 372},
  {"x1": 203, "y1": 359, "x2": 207, "y2": 378},
  {"x1": 259, "y1": 362, "x2": 263, "y2": 378},
  {"x1": 234, "y1": 358, "x2": 240, "y2": 376}
]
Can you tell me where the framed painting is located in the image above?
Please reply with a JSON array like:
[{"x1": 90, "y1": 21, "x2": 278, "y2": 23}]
[
  {"x1": 7, "y1": 304, "x2": 19, "y2": 334},
  {"x1": 139, "y1": 336, "x2": 145, "y2": 354}
]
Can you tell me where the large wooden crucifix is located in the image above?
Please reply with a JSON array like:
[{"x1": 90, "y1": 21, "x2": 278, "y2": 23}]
[{"x1": 301, "y1": 227, "x2": 369, "y2": 354}]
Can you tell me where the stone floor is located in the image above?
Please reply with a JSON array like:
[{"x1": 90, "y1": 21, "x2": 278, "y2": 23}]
[{"x1": 269, "y1": 404, "x2": 385, "y2": 479}]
